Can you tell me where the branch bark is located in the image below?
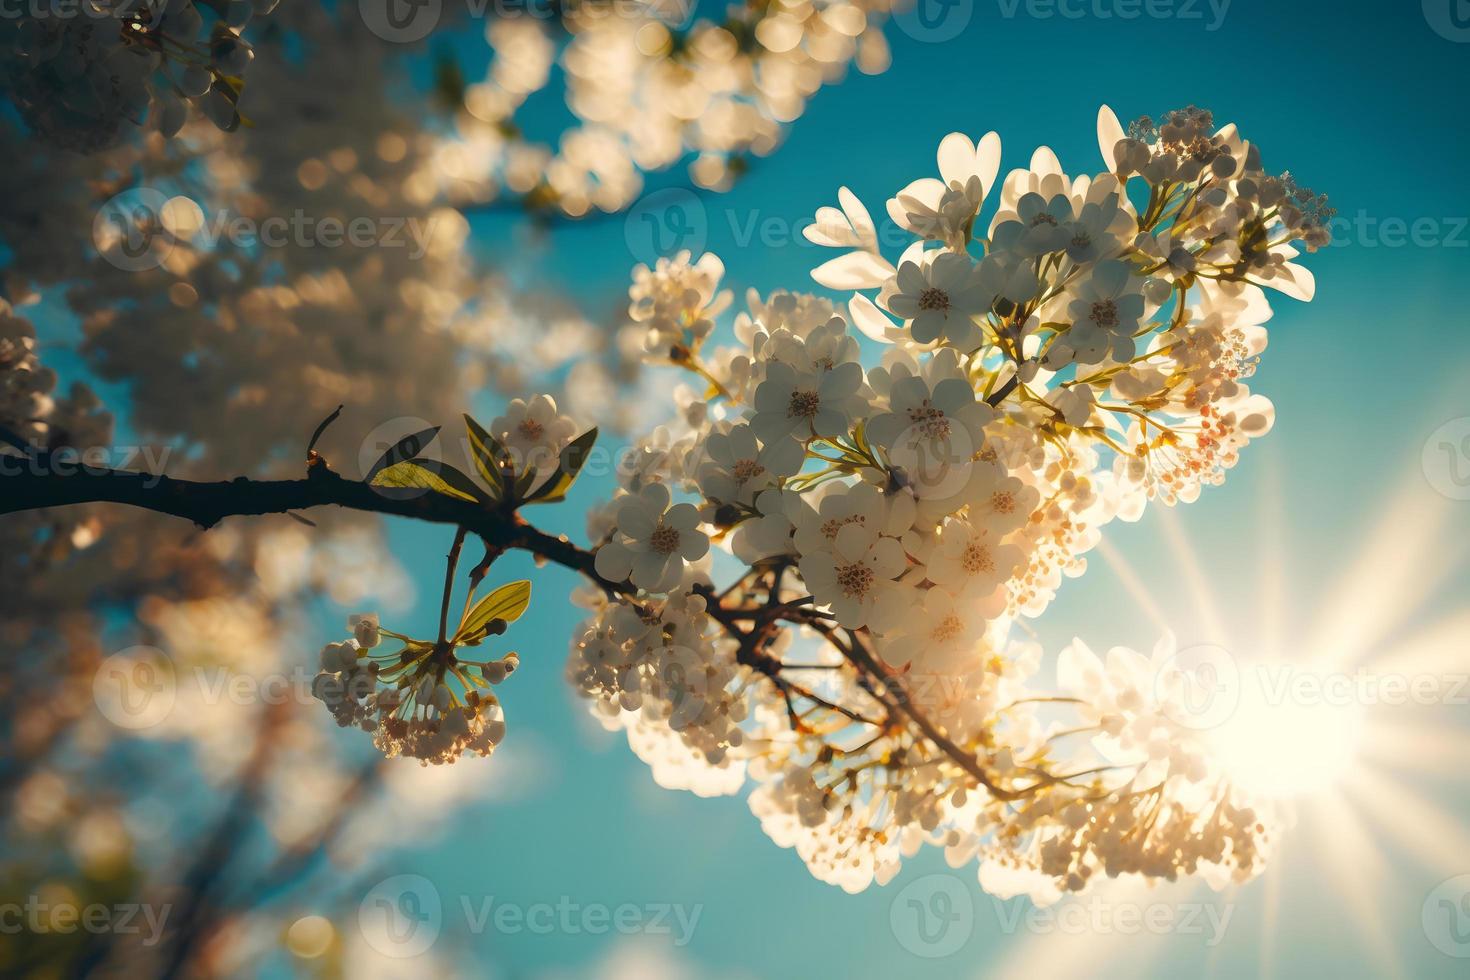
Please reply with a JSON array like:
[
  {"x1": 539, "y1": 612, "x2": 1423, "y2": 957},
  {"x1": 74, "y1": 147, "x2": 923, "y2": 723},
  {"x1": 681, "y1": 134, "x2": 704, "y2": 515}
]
[
  {"x1": 0, "y1": 456, "x2": 614, "y2": 584},
  {"x1": 0, "y1": 453, "x2": 1048, "y2": 804}
]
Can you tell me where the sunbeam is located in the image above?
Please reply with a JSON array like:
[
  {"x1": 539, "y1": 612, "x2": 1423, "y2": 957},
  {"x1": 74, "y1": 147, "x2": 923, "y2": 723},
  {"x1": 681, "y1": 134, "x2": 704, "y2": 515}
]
[
  {"x1": 1349, "y1": 767, "x2": 1470, "y2": 875},
  {"x1": 1304, "y1": 474, "x2": 1468, "y2": 671},
  {"x1": 1302, "y1": 794, "x2": 1404, "y2": 978},
  {"x1": 1157, "y1": 507, "x2": 1229, "y2": 641},
  {"x1": 1078, "y1": 458, "x2": 1470, "y2": 977},
  {"x1": 1095, "y1": 538, "x2": 1172, "y2": 634}
]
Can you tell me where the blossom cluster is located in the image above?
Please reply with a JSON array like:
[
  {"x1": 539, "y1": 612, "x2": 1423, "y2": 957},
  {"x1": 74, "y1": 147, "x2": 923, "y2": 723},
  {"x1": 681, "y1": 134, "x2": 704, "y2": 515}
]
[
  {"x1": 427, "y1": 0, "x2": 896, "y2": 215},
  {"x1": 312, "y1": 595, "x2": 524, "y2": 766},
  {"x1": 566, "y1": 582, "x2": 752, "y2": 796},
  {"x1": 570, "y1": 106, "x2": 1327, "y2": 899},
  {"x1": 0, "y1": 0, "x2": 267, "y2": 151},
  {"x1": 307, "y1": 395, "x2": 592, "y2": 765}
]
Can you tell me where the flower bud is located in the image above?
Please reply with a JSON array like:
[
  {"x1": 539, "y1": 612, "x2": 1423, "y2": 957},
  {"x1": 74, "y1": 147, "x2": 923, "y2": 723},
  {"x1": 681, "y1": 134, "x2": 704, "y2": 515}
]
[{"x1": 350, "y1": 613, "x2": 381, "y2": 649}]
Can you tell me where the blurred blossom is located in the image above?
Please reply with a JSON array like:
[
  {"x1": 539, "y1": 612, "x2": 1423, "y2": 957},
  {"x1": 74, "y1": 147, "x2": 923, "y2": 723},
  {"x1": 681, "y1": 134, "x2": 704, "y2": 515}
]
[
  {"x1": 0, "y1": 0, "x2": 922, "y2": 973},
  {"x1": 424, "y1": 0, "x2": 900, "y2": 217}
]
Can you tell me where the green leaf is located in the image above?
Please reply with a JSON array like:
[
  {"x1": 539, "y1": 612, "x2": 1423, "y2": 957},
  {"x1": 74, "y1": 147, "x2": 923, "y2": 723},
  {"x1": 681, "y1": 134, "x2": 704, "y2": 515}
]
[
  {"x1": 370, "y1": 460, "x2": 479, "y2": 503},
  {"x1": 423, "y1": 459, "x2": 490, "y2": 504},
  {"x1": 526, "y1": 427, "x2": 599, "y2": 504},
  {"x1": 464, "y1": 414, "x2": 510, "y2": 500},
  {"x1": 455, "y1": 579, "x2": 532, "y2": 644},
  {"x1": 367, "y1": 425, "x2": 441, "y2": 481}
]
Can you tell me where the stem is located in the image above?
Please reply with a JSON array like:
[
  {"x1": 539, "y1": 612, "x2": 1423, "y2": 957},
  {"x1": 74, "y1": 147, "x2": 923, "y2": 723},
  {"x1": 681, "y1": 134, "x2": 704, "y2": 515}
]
[
  {"x1": 439, "y1": 526, "x2": 468, "y2": 646},
  {"x1": 839, "y1": 628, "x2": 1020, "y2": 801},
  {"x1": 985, "y1": 371, "x2": 1021, "y2": 408},
  {"x1": 462, "y1": 539, "x2": 507, "y2": 624},
  {"x1": 686, "y1": 358, "x2": 734, "y2": 402}
]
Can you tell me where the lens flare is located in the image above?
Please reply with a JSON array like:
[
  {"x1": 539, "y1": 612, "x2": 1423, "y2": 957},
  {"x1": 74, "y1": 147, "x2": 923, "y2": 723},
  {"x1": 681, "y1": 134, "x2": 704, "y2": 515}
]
[{"x1": 1207, "y1": 664, "x2": 1365, "y2": 799}]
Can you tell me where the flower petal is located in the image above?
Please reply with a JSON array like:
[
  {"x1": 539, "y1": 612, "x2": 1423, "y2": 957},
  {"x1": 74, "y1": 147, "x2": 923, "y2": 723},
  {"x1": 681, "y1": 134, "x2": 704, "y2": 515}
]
[{"x1": 811, "y1": 251, "x2": 894, "y2": 290}]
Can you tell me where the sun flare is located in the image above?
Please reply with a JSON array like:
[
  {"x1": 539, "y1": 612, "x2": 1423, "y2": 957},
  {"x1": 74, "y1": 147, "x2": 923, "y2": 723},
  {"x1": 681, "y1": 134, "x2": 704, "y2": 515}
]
[{"x1": 1206, "y1": 672, "x2": 1365, "y2": 799}]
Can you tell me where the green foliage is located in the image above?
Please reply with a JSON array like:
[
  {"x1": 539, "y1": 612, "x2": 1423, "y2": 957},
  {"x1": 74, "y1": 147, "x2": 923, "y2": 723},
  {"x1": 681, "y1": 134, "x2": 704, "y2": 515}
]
[
  {"x1": 456, "y1": 579, "x2": 532, "y2": 645},
  {"x1": 524, "y1": 427, "x2": 599, "y2": 505}
]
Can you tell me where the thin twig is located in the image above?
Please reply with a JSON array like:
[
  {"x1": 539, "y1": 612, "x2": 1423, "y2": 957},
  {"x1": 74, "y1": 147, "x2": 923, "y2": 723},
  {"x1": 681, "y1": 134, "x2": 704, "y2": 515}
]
[
  {"x1": 438, "y1": 526, "x2": 468, "y2": 645},
  {"x1": 306, "y1": 404, "x2": 344, "y2": 456}
]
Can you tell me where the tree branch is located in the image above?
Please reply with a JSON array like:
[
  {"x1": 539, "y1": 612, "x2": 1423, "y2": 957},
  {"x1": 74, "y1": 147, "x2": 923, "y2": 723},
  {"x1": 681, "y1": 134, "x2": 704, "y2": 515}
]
[
  {"x1": 0, "y1": 453, "x2": 1039, "y2": 805},
  {"x1": 0, "y1": 456, "x2": 614, "y2": 584}
]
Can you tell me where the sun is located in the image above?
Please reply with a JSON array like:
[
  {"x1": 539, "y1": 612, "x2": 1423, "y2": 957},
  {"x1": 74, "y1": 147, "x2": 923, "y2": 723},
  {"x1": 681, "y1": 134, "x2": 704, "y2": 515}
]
[
  {"x1": 989, "y1": 459, "x2": 1469, "y2": 978},
  {"x1": 1205, "y1": 666, "x2": 1366, "y2": 799}
]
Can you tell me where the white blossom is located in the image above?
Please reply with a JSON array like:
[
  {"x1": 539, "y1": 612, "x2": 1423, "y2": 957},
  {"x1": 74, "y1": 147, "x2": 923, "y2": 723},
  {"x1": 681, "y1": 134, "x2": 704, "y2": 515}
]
[{"x1": 595, "y1": 483, "x2": 711, "y2": 593}]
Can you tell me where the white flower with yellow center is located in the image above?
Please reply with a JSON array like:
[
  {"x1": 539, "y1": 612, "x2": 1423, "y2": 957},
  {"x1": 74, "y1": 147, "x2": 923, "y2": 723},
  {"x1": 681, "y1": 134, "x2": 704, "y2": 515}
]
[
  {"x1": 1061, "y1": 189, "x2": 1131, "y2": 265},
  {"x1": 922, "y1": 515, "x2": 1024, "y2": 600},
  {"x1": 866, "y1": 349, "x2": 994, "y2": 504},
  {"x1": 749, "y1": 359, "x2": 868, "y2": 446},
  {"x1": 878, "y1": 586, "x2": 1001, "y2": 674},
  {"x1": 797, "y1": 518, "x2": 910, "y2": 633},
  {"x1": 883, "y1": 251, "x2": 989, "y2": 349},
  {"x1": 491, "y1": 393, "x2": 578, "y2": 483},
  {"x1": 595, "y1": 482, "x2": 710, "y2": 593},
  {"x1": 967, "y1": 472, "x2": 1040, "y2": 536},
  {"x1": 790, "y1": 482, "x2": 915, "y2": 559},
  {"x1": 1062, "y1": 259, "x2": 1148, "y2": 364},
  {"x1": 990, "y1": 191, "x2": 1075, "y2": 257},
  {"x1": 697, "y1": 423, "x2": 804, "y2": 507}
]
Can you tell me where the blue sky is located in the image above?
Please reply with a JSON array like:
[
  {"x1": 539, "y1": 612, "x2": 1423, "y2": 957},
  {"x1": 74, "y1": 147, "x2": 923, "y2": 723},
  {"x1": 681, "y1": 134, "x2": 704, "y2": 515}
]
[{"x1": 58, "y1": 0, "x2": 1469, "y2": 975}]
